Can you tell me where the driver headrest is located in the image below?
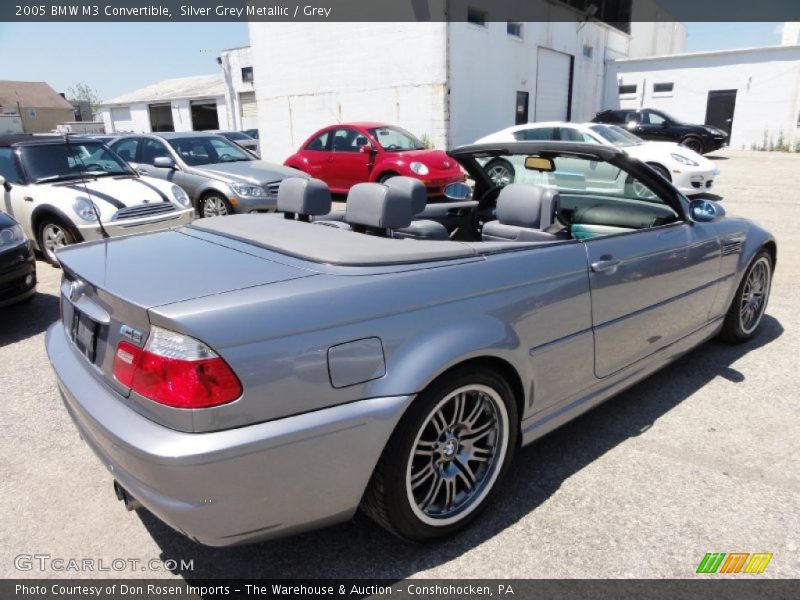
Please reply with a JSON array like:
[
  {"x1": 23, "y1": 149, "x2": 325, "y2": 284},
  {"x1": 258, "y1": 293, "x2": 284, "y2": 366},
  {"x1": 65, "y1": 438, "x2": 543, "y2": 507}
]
[
  {"x1": 277, "y1": 177, "x2": 332, "y2": 216},
  {"x1": 382, "y1": 176, "x2": 427, "y2": 215},
  {"x1": 345, "y1": 182, "x2": 413, "y2": 229},
  {"x1": 496, "y1": 184, "x2": 560, "y2": 229}
]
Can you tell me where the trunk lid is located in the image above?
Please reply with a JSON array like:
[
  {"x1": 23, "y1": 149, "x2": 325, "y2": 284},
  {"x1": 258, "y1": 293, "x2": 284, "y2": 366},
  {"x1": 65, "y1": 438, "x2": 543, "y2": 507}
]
[{"x1": 57, "y1": 228, "x2": 315, "y2": 404}]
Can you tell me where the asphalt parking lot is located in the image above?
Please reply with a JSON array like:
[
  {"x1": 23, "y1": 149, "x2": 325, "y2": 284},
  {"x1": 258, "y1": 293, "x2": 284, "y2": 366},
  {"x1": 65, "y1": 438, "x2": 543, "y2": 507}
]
[{"x1": 1, "y1": 149, "x2": 798, "y2": 580}]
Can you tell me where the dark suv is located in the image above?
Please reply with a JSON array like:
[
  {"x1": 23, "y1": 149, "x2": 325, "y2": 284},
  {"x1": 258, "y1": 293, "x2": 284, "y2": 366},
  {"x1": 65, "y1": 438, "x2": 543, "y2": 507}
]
[{"x1": 592, "y1": 108, "x2": 728, "y2": 154}]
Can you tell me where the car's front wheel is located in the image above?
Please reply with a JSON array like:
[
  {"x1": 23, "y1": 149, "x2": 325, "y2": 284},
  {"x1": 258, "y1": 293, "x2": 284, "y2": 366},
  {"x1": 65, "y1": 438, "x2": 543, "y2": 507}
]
[
  {"x1": 720, "y1": 250, "x2": 773, "y2": 343},
  {"x1": 362, "y1": 366, "x2": 518, "y2": 541},
  {"x1": 200, "y1": 193, "x2": 234, "y2": 218},
  {"x1": 680, "y1": 136, "x2": 705, "y2": 154},
  {"x1": 484, "y1": 159, "x2": 515, "y2": 187},
  {"x1": 38, "y1": 219, "x2": 76, "y2": 266}
]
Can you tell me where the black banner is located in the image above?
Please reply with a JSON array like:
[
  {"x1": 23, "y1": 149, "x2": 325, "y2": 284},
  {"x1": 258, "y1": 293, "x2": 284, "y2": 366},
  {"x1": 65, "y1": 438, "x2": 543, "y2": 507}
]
[
  {"x1": 3, "y1": 579, "x2": 800, "y2": 600},
  {"x1": 1, "y1": 0, "x2": 799, "y2": 22}
]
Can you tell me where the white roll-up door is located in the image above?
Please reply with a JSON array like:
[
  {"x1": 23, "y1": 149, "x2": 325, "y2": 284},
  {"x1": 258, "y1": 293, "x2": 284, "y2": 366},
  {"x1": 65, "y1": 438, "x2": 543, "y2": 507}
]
[
  {"x1": 534, "y1": 48, "x2": 573, "y2": 122},
  {"x1": 239, "y1": 92, "x2": 257, "y2": 130}
]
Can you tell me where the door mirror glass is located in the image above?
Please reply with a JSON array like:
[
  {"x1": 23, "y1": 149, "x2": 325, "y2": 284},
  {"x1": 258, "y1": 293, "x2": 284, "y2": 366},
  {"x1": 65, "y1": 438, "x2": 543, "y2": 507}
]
[
  {"x1": 690, "y1": 199, "x2": 725, "y2": 222},
  {"x1": 443, "y1": 182, "x2": 472, "y2": 201},
  {"x1": 153, "y1": 156, "x2": 175, "y2": 169}
]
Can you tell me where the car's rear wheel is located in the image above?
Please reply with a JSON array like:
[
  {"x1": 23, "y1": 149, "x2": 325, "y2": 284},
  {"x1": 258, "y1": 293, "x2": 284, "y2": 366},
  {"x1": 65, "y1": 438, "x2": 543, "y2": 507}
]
[
  {"x1": 719, "y1": 250, "x2": 773, "y2": 343},
  {"x1": 680, "y1": 136, "x2": 705, "y2": 154},
  {"x1": 362, "y1": 366, "x2": 518, "y2": 541},
  {"x1": 38, "y1": 219, "x2": 76, "y2": 266},
  {"x1": 200, "y1": 193, "x2": 233, "y2": 218},
  {"x1": 484, "y1": 159, "x2": 515, "y2": 187}
]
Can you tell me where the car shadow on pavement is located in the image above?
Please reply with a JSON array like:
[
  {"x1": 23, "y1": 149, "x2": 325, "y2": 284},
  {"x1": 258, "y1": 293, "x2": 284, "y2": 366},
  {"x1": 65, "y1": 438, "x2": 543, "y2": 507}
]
[
  {"x1": 0, "y1": 290, "x2": 60, "y2": 347},
  {"x1": 138, "y1": 315, "x2": 783, "y2": 580}
]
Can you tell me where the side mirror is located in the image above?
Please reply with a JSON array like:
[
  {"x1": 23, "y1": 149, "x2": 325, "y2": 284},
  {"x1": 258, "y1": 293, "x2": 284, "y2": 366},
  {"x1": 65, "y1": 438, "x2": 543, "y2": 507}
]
[
  {"x1": 661, "y1": 121, "x2": 670, "y2": 128},
  {"x1": 626, "y1": 121, "x2": 638, "y2": 129},
  {"x1": 0, "y1": 175, "x2": 9, "y2": 192},
  {"x1": 359, "y1": 144, "x2": 375, "y2": 154},
  {"x1": 443, "y1": 182, "x2": 472, "y2": 201},
  {"x1": 690, "y1": 199, "x2": 725, "y2": 223},
  {"x1": 153, "y1": 156, "x2": 176, "y2": 169}
]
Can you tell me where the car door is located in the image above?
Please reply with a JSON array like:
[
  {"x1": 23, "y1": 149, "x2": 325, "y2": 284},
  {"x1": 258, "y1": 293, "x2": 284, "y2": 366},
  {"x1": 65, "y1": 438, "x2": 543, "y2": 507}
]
[
  {"x1": 576, "y1": 168, "x2": 721, "y2": 377},
  {"x1": 301, "y1": 130, "x2": 333, "y2": 182},
  {"x1": 137, "y1": 138, "x2": 177, "y2": 183},
  {"x1": 328, "y1": 128, "x2": 371, "y2": 190},
  {"x1": 0, "y1": 146, "x2": 36, "y2": 240},
  {"x1": 637, "y1": 111, "x2": 674, "y2": 142}
]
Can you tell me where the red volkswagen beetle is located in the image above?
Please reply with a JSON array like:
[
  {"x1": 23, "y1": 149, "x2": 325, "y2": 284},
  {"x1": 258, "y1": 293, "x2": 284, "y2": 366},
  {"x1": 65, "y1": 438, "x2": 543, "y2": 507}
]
[{"x1": 284, "y1": 122, "x2": 465, "y2": 196}]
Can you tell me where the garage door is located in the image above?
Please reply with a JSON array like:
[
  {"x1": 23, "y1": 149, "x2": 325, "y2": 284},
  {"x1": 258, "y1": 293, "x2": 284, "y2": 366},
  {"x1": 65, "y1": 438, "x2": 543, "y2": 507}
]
[
  {"x1": 239, "y1": 92, "x2": 258, "y2": 130},
  {"x1": 535, "y1": 48, "x2": 573, "y2": 121}
]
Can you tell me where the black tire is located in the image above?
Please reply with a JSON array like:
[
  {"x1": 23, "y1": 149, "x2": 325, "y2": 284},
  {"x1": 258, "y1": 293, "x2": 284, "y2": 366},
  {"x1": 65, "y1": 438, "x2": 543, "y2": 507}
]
[
  {"x1": 680, "y1": 136, "x2": 705, "y2": 155},
  {"x1": 484, "y1": 158, "x2": 515, "y2": 187},
  {"x1": 377, "y1": 172, "x2": 399, "y2": 184},
  {"x1": 362, "y1": 365, "x2": 519, "y2": 542},
  {"x1": 200, "y1": 193, "x2": 234, "y2": 218},
  {"x1": 647, "y1": 163, "x2": 671, "y2": 181},
  {"x1": 37, "y1": 218, "x2": 77, "y2": 267},
  {"x1": 719, "y1": 250, "x2": 773, "y2": 343}
]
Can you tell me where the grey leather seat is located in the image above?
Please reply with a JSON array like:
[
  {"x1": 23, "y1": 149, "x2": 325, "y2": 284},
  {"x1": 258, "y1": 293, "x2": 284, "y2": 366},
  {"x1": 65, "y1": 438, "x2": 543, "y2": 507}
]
[
  {"x1": 481, "y1": 184, "x2": 563, "y2": 242},
  {"x1": 321, "y1": 182, "x2": 412, "y2": 236},
  {"x1": 277, "y1": 177, "x2": 331, "y2": 222},
  {"x1": 383, "y1": 177, "x2": 449, "y2": 241}
]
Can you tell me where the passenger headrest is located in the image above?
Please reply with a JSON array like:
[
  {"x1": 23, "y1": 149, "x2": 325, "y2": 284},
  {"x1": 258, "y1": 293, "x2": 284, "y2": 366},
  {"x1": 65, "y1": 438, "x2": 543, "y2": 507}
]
[
  {"x1": 277, "y1": 177, "x2": 331, "y2": 216},
  {"x1": 496, "y1": 184, "x2": 560, "y2": 229},
  {"x1": 345, "y1": 182, "x2": 413, "y2": 229},
  {"x1": 383, "y1": 176, "x2": 427, "y2": 215}
]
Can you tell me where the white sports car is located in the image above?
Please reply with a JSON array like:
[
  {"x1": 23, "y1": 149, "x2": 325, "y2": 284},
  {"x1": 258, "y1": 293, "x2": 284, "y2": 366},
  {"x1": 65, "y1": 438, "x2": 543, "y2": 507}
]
[
  {"x1": 474, "y1": 122, "x2": 721, "y2": 197},
  {"x1": 0, "y1": 134, "x2": 195, "y2": 264}
]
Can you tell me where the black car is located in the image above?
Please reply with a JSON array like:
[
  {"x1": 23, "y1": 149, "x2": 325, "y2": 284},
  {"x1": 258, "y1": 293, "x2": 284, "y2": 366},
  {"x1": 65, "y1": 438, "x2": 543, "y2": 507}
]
[
  {"x1": 592, "y1": 108, "x2": 728, "y2": 154},
  {"x1": 0, "y1": 209, "x2": 36, "y2": 307}
]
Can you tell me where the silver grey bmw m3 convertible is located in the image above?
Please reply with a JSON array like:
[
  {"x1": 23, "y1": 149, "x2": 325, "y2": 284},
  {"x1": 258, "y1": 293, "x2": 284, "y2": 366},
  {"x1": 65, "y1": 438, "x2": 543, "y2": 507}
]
[{"x1": 46, "y1": 142, "x2": 776, "y2": 546}]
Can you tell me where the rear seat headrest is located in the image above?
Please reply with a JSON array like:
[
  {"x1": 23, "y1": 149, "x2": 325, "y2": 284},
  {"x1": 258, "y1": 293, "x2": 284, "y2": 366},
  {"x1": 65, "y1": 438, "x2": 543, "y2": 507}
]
[
  {"x1": 345, "y1": 182, "x2": 413, "y2": 229},
  {"x1": 496, "y1": 184, "x2": 560, "y2": 229},
  {"x1": 277, "y1": 177, "x2": 331, "y2": 216},
  {"x1": 383, "y1": 176, "x2": 427, "y2": 215}
]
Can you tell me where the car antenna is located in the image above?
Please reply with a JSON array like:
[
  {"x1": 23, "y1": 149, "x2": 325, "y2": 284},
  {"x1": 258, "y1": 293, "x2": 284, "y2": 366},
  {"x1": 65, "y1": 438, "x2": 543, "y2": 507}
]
[{"x1": 64, "y1": 132, "x2": 110, "y2": 240}]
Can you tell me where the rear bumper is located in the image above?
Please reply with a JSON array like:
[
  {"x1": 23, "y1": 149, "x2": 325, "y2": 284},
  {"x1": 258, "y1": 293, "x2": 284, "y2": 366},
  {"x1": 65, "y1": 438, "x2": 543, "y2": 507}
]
[
  {"x1": 0, "y1": 240, "x2": 36, "y2": 307},
  {"x1": 46, "y1": 321, "x2": 411, "y2": 546}
]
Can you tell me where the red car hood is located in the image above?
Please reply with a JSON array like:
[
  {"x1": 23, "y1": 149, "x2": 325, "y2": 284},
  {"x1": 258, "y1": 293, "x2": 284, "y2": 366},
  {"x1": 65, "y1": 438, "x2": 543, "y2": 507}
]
[{"x1": 391, "y1": 149, "x2": 457, "y2": 170}]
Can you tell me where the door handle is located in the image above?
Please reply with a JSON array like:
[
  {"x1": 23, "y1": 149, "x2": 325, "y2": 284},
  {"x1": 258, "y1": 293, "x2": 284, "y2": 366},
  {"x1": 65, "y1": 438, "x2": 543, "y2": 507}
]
[
  {"x1": 591, "y1": 258, "x2": 621, "y2": 273},
  {"x1": 138, "y1": 168, "x2": 148, "y2": 175}
]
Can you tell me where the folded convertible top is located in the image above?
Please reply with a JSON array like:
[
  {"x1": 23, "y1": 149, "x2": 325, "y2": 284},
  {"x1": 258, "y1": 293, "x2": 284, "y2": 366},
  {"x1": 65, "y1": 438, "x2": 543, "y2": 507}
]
[{"x1": 190, "y1": 215, "x2": 478, "y2": 266}]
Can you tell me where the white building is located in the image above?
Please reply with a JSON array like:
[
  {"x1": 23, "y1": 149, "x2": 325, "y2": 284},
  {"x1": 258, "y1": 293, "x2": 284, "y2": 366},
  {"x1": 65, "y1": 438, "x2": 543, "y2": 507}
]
[
  {"x1": 248, "y1": 1, "x2": 686, "y2": 162},
  {"x1": 218, "y1": 46, "x2": 258, "y2": 131},
  {"x1": 100, "y1": 74, "x2": 229, "y2": 133},
  {"x1": 605, "y1": 34, "x2": 800, "y2": 149}
]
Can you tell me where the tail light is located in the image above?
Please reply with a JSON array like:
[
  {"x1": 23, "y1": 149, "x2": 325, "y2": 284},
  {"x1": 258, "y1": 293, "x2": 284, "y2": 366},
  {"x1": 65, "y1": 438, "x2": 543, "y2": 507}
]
[{"x1": 113, "y1": 326, "x2": 242, "y2": 409}]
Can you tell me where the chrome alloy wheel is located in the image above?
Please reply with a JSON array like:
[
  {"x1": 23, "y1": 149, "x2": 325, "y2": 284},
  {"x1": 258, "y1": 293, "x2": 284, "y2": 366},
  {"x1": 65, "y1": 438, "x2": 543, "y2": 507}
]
[
  {"x1": 486, "y1": 164, "x2": 514, "y2": 187},
  {"x1": 406, "y1": 384, "x2": 510, "y2": 526},
  {"x1": 202, "y1": 196, "x2": 229, "y2": 217},
  {"x1": 42, "y1": 223, "x2": 68, "y2": 263},
  {"x1": 739, "y1": 256, "x2": 771, "y2": 334}
]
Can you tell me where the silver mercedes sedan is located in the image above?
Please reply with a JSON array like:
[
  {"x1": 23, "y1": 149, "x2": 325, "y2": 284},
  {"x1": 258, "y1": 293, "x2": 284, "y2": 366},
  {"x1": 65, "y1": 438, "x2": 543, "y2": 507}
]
[{"x1": 46, "y1": 142, "x2": 775, "y2": 546}]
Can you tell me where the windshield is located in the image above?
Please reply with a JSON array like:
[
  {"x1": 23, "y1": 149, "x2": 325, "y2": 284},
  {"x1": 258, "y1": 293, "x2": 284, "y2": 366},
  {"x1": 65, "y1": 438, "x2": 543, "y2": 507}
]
[
  {"x1": 590, "y1": 125, "x2": 643, "y2": 147},
  {"x1": 222, "y1": 131, "x2": 251, "y2": 141},
  {"x1": 20, "y1": 142, "x2": 134, "y2": 183},
  {"x1": 168, "y1": 136, "x2": 252, "y2": 166},
  {"x1": 368, "y1": 127, "x2": 426, "y2": 152}
]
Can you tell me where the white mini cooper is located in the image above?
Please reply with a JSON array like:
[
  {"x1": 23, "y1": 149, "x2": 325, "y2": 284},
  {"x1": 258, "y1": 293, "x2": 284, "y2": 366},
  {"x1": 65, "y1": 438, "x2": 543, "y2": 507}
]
[{"x1": 0, "y1": 134, "x2": 194, "y2": 264}]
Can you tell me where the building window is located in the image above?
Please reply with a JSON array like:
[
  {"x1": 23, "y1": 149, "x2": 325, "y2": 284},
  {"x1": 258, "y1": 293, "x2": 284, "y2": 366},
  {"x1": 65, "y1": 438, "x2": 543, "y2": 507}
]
[
  {"x1": 468, "y1": 7, "x2": 487, "y2": 27},
  {"x1": 241, "y1": 67, "x2": 254, "y2": 83},
  {"x1": 582, "y1": 45, "x2": 593, "y2": 59},
  {"x1": 653, "y1": 82, "x2": 674, "y2": 94},
  {"x1": 515, "y1": 91, "x2": 529, "y2": 125},
  {"x1": 618, "y1": 84, "x2": 637, "y2": 95},
  {"x1": 507, "y1": 22, "x2": 522, "y2": 37}
]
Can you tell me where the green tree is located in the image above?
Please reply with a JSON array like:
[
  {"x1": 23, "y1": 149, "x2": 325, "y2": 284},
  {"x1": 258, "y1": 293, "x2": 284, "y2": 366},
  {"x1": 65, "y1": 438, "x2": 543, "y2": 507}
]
[{"x1": 67, "y1": 82, "x2": 101, "y2": 114}]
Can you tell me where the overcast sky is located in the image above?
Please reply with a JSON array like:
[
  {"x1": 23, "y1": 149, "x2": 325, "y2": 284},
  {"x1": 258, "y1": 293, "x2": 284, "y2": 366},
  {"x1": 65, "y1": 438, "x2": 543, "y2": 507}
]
[{"x1": 0, "y1": 22, "x2": 786, "y2": 102}]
